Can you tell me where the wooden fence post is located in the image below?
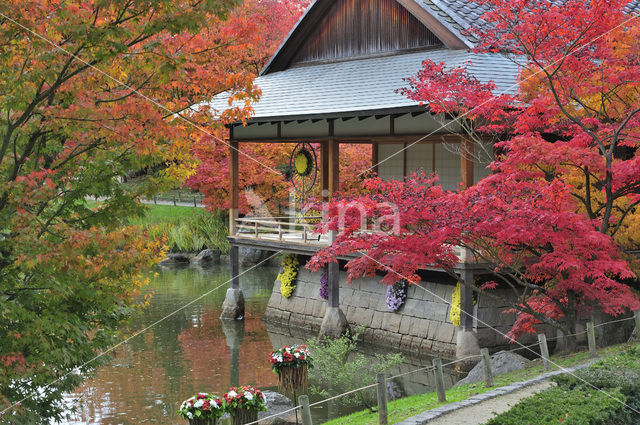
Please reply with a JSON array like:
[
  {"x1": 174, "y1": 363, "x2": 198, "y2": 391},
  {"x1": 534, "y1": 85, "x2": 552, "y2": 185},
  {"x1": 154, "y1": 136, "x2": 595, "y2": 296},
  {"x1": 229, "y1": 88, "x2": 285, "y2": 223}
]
[
  {"x1": 173, "y1": 195, "x2": 176, "y2": 206},
  {"x1": 587, "y1": 321, "x2": 597, "y2": 358},
  {"x1": 299, "y1": 395, "x2": 313, "y2": 425},
  {"x1": 538, "y1": 334, "x2": 550, "y2": 371},
  {"x1": 480, "y1": 348, "x2": 493, "y2": 387},
  {"x1": 376, "y1": 372, "x2": 388, "y2": 425},
  {"x1": 634, "y1": 311, "x2": 640, "y2": 337},
  {"x1": 433, "y1": 358, "x2": 446, "y2": 403}
]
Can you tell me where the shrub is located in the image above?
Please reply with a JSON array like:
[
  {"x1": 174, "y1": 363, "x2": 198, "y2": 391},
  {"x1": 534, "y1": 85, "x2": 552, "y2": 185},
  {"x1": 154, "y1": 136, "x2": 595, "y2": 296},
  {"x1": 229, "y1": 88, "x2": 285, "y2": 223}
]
[
  {"x1": 484, "y1": 387, "x2": 630, "y2": 425},
  {"x1": 306, "y1": 326, "x2": 403, "y2": 410}
]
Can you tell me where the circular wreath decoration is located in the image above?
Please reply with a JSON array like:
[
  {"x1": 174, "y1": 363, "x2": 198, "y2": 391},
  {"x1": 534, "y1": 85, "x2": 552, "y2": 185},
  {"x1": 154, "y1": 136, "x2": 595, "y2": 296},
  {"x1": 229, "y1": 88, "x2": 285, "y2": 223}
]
[{"x1": 293, "y1": 147, "x2": 314, "y2": 177}]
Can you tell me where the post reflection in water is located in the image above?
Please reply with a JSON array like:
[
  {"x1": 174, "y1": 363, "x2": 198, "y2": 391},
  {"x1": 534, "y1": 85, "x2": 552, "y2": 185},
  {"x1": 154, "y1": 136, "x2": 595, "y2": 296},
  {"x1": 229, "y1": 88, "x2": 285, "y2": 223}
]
[{"x1": 221, "y1": 319, "x2": 245, "y2": 388}]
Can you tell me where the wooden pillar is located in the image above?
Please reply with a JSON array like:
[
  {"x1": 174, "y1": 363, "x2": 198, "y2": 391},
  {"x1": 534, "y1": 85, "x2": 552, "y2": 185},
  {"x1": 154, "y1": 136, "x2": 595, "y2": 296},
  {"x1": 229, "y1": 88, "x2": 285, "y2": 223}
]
[
  {"x1": 461, "y1": 267, "x2": 475, "y2": 331},
  {"x1": 229, "y1": 140, "x2": 239, "y2": 235},
  {"x1": 328, "y1": 138, "x2": 339, "y2": 195},
  {"x1": 230, "y1": 245, "x2": 239, "y2": 290},
  {"x1": 371, "y1": 143, "x2": 378, "y2": 175},
  {"x1": 321, "y1": 141, "x2": 330, "y2": 200},
  {"x1": 460, "y1": 138, "x2": 474, "y2": 189}
]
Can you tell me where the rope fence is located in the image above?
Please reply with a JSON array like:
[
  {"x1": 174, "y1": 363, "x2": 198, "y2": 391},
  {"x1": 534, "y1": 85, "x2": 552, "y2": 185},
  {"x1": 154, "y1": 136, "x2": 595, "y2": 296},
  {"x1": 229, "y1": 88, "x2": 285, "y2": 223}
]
[{"x1": 239, "y1": 312, "x2": 640, "y2": 425}]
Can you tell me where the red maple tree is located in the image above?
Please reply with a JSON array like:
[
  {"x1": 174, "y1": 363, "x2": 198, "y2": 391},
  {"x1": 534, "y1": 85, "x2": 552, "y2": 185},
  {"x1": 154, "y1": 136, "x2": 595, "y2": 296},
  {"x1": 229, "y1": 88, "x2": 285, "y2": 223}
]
[{"x1": 310, "y1": 0, "x2": 640, "y2": 349}]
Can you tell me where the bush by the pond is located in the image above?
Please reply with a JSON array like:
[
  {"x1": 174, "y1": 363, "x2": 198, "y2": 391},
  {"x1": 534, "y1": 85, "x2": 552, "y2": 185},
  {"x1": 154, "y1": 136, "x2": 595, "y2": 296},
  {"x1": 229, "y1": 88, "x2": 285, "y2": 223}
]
[
  {"x1": 307, "y1": 326, "x2": 403, "y2": 410},
  {"x1": 487, "y1": 345, "x2": 640, "y2": 425}
]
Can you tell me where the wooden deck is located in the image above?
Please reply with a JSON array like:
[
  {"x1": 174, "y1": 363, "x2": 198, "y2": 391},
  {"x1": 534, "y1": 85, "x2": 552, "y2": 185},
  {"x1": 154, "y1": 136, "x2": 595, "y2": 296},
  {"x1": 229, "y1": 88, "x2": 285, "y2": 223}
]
[
  {"x1": 230, "y1": 216, "x2": 330, "y2": 255},
  {"x1": 228, "y1": 216, "x2": 487, "y2": 271}
]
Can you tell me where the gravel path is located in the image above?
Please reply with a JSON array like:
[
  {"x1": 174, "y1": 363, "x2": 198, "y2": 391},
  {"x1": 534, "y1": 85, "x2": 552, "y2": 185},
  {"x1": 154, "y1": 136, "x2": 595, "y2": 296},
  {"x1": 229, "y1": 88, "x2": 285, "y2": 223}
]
[{"x1": 424, "y1": 381, "x2": 553, "y2": 425}]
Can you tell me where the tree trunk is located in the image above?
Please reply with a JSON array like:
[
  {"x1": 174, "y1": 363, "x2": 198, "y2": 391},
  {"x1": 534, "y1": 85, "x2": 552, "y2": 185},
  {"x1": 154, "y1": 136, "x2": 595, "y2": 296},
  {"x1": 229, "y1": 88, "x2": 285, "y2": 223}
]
[{"x1": 555, "y1": 292, "x2": 578, "y2": 353}]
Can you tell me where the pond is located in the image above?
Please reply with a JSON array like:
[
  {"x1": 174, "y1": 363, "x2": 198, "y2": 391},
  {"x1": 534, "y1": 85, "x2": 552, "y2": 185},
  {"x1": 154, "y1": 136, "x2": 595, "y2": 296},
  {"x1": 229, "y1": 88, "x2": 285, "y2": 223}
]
[{"x1": 61, "y1": 263, "x2": 459, "y2": 424}]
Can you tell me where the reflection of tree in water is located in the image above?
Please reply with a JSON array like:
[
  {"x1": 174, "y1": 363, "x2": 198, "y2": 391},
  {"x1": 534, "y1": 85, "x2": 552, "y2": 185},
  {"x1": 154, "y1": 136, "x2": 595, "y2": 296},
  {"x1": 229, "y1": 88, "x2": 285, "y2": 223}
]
[{"x1": 66, "y1": 264, "x2": 279, "y2": 425}]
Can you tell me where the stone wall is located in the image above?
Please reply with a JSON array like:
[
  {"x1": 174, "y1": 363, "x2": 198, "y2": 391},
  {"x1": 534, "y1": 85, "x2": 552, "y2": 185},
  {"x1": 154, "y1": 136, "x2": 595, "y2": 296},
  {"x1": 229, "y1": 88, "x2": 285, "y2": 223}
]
[{"x1": 263, "y1": 265, "x2": 533, "y2": 356}]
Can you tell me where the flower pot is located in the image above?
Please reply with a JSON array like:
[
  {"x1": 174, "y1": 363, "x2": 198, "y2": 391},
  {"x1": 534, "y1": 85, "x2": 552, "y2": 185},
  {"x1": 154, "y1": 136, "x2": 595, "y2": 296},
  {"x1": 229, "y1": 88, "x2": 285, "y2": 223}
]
[
  {"x1": 278, "y1": 364, "x2": 308, "y2": 393},
  {"x1": 188, "y1": 418, "x2": 217, "y2": 425},
  {"x1": 230, "y1": 408, "x2": 258, "y2": 425}
]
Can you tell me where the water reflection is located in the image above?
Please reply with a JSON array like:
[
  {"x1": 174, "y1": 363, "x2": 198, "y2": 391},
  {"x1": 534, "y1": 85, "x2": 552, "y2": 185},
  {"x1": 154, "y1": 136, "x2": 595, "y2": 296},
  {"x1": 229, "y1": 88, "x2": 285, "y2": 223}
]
[
  {"x1": 62, "y1": 264, "x2": 461, "y2": 425},
  {"x1": 63, "y1": 264, "x2": 279, "y2": 425}
]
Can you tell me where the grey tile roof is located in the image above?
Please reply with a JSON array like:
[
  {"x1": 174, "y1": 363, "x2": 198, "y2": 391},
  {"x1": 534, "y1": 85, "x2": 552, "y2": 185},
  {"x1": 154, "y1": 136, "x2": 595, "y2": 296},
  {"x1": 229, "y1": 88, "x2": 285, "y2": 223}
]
[
  {"x1": 210, "y1": 49, "x2": 520, "y2": 120},
  {"x1": 420, "y1": 0, "x2": 640, "y2": 45}
]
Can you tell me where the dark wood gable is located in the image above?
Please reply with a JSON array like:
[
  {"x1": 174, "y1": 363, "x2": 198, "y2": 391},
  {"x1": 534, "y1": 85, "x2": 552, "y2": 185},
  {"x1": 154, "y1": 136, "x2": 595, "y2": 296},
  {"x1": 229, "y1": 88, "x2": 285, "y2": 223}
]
[
  {"x1": 262, "y1": 0, "x2": 463, "y2": 74},
  {"x1": 293, "y1": 0, "x2": 442, "y2": 64}
]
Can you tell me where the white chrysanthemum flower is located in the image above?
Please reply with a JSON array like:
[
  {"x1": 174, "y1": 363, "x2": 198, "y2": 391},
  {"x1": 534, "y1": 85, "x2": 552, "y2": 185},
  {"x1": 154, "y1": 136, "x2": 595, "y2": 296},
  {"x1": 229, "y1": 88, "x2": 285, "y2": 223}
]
[
  {"x1": 245, "y1": 393, "x2": 253, "y2": 401},
  {"x1": 194, "y1": 400, "x2": 204, "y2": 408},
  {"x1": 211, "y1": 399, "x2": 218, "y2": 408},
  {"x1": 186, "y1": 412, "x2": 193, "y2": 419},
  {"x1": 228, "y1": 390, "x2": 238, "y2": 398},
  {"x1": 294, "y1": 352, "x2": 300, "y2": 358}
]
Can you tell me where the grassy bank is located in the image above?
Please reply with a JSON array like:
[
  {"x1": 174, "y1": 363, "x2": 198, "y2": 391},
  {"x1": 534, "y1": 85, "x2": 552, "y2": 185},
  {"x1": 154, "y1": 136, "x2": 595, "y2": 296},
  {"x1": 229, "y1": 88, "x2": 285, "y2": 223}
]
[
  {"x1": 321, "y1": 342, "x2": 637, "y2": 425},
  {"x1": 132, "y1": 204, "x2": 229, "y2": 253}
]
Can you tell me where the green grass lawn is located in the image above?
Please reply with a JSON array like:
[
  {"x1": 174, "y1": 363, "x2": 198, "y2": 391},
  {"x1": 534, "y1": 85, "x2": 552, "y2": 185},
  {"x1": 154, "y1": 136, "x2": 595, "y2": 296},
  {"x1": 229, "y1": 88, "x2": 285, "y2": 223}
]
[
  {"x1": 321, "y1": 342, "x2": 636, "y2": 425},
  {"x1": 130, "y1": 204, "x2": 203, "y2": 225}
]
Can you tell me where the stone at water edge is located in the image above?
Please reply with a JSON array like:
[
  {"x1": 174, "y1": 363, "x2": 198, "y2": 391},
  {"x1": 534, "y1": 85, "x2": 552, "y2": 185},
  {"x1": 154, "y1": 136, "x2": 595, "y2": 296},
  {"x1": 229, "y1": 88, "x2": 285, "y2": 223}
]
[
  {"x1": 455, "y1": 330, "x2": 481, "y2": 372},
  {"x1": 454, "y1": 350, "x2": 529, "y2": 386},
  {"x1": 158, "y1": 253, "x2": 193, "y2": 266},
  {"x1": 258, "y1": 391, "x2": 298, "y2": 425},
  {"x1": 319, "y1": 307, "x2": 350, "y2": 339},
  {"x1": 220, "y1": 288, "x2": 245, "y2": 320},
  {"x1": 194, "y1": 249, "x2": 221, "y2": 264}
]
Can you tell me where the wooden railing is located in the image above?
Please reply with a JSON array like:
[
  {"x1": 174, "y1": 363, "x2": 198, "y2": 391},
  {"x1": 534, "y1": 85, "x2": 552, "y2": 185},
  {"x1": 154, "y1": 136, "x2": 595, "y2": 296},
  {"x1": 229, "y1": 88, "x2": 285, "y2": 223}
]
[{"x1": 233, "y1": 216, "x2": 328, "y2": 245}]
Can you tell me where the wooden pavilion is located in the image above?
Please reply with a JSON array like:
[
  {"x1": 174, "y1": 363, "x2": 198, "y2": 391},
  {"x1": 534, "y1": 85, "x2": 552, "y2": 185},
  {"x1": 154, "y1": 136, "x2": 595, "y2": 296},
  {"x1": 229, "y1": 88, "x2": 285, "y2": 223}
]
[{"x1": 212, "y1": 0, "x2": 520, "y2": 349}]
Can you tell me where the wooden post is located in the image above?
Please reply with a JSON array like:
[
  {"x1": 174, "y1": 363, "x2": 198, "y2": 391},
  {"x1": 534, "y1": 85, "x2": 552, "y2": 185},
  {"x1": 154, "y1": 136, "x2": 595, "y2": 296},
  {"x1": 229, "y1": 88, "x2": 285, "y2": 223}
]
[
  {"x1": 587, "y1": 321, "x2": 597, "y2": 358},
  {"x1": 460, "y1": 137, "x2": 474, "y2": 189},
  {"x1": 376, "y1": 373, "x2": 388, "y2": 425},
  {"x1": 153, "y1": 195, "x2": 157, "y2": 204},
  {"x1": 230, "y1": 245, "x2": 239, "y2": 290},
  {"x1": 480, "y1": 348, "x2": 493, "y2": 387},
  {"x1": 371, "y1": 143, "x2": 379, "y2": 176},
  {"x1": 433, "y1": 358, "x2": 446, "y2": 403},
  {"x1": 328, "y1": 138, "x2": 339, "y2": 195},
  {"x1": 321, "y1": 141, "x2": 330, "y2": 201},
  {"x1": 229, "y1": 140, "x2": 239, "y2": 236},
  {"x1": 461, "y1": 268, "x2": 475, "y2": 331},
  {"x1": 634, "y1": 311, "x2": 640, "y2": 336},
  {"x1": 538, "y1": 333, "x2": 550, "y2": 370},
  {"x1": 299, "y1": 395, "x2": 313, "y2": 425},
  {"x1": 193, "y1": 196, "x2": 197, "y2": 207},
  {"x1": 173, "y1": 195, "x2": 177, "y2": 206}
]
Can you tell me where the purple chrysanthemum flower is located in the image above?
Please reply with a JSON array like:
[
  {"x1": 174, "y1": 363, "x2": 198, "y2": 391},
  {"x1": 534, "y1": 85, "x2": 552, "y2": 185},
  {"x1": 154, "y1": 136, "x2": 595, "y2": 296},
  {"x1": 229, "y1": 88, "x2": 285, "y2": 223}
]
[
  {"x1": 386, "y1": 281, "x2": 407, "y2": 312},
  {"x1": 319, "y1": 267, "x2": 329, "y2": 299}
]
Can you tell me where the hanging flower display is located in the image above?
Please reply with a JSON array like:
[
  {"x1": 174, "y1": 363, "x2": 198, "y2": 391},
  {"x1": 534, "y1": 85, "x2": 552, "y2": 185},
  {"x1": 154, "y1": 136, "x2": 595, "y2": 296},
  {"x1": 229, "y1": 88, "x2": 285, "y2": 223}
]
[
  {"x1": 278, "y1": 254, "x2": 299, "y2": 298},
  {"x1": 386, "y1": 280, "x2": 408, "y2": 312},
  {"x1": 223, "y1": 386, "x2": 267, "y2": 425},
  {"x1": 177, "y1": 393, "x2": 226, "y2": 425},
  {"x1": 450, "y1": 281, "x2": 462, "y2": 327},
  {"x1": 319, "y1": 267, "x2": 329, "y2": 300},
  {"x1": 270, "y1": 344, "x2": 313, "y2": 393}
]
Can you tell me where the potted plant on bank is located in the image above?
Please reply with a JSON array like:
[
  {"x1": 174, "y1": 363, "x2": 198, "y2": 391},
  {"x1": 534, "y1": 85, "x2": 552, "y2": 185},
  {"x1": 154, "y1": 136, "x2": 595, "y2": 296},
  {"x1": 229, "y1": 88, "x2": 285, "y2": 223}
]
[
  {"x1": 223, "y1": 385, "x2": 267, "y2": 425},
  {"x1": 270, "y1": 344, "x2": 313, "y2": 394},
  {"x1": 177, "y1": 393, "x2": 226, "y2": 425}
]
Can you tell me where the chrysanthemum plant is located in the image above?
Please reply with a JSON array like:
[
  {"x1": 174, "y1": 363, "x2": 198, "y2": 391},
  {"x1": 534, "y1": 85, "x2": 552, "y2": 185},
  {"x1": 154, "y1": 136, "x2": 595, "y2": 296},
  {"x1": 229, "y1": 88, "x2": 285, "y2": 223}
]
[{"x1": 177, "y1": 393, "x2": 225, "y2": 422}]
